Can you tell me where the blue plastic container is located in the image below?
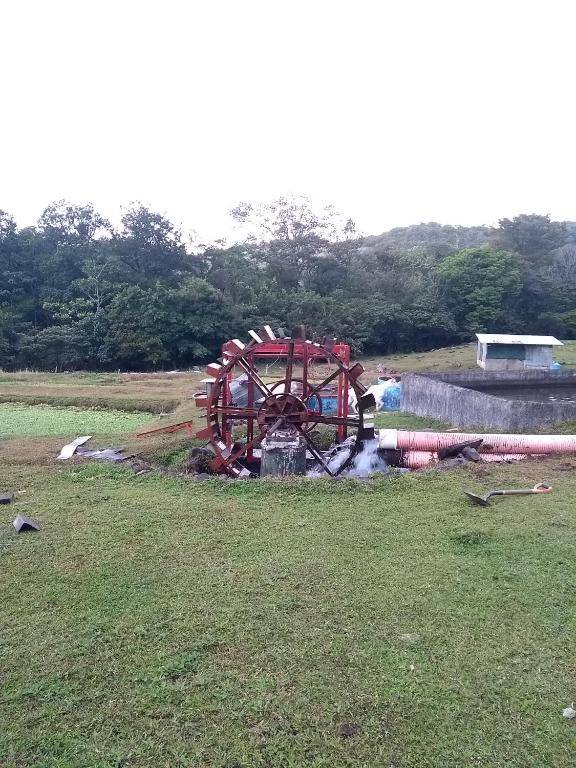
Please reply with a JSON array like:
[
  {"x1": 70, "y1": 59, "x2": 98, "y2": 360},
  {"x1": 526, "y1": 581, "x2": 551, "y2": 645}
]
[
  {"x1": 381, "y1": 383, "x2": 401, "y2": 411},
  {"x1": 308, "y1": 395, "x2": 338, "y2": 414}
]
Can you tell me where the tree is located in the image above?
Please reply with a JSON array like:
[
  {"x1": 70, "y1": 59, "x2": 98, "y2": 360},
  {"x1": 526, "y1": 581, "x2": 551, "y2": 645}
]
[
  {"x1": 38, "y1": 201, "x2": 111, "y2": 246},
  {"x1": 101, "y1": 279, "x2": 237, "y2": 368},
  {"x1": 0, "y1": 306, "x2": 16, "y2": 367},
  {"x1": 111, "y1": 204, "x2": 199, "y2": 284},
  {"x1": 204, "y1": 244, "x2": 265, "y2": 305},
  {"x1": 34, "y1": 201, "x2": 113, "y2": 304},
  {"x1": 0, "y1": 212, "x2": 36, "y2": 308},
  {"x1": 494, "y1": 214, "x2": 566, "y2": 260},
  {"x1": 437, "y1": 247, "x2": 523, "y2": 333},
  {"x1": 230, "y1": 195, "x2": 356, "y2": 290},
  {"x1": 17, "y1": 326, "x2": 90, "y2": 370}
]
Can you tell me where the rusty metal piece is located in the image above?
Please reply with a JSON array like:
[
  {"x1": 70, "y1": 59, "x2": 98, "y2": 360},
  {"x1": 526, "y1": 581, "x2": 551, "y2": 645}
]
[
  {"x1": 348, "y1": 363, "x2": 364, "y2": 380},
  {"x1": 136, "y1": 419, "x2": 196, "y2": 438}
]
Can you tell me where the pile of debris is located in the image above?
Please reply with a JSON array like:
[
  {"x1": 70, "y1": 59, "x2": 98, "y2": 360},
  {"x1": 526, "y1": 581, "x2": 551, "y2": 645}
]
[
  {"x1": 431, "y1": 438, "x2": 484, "y2": 470},
  {"x1": 56, "y1": 436, "x2": 152, "y2": 476}
]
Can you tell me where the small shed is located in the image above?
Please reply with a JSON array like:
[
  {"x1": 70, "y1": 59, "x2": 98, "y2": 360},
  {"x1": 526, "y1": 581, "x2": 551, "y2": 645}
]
[{"x1": 476, "y1": 334, "x2": 563, "y2": 371}]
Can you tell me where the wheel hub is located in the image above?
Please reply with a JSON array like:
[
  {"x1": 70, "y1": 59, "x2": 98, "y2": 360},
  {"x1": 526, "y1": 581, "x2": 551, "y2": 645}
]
[{"x1": 257, "y1": 392, "x2": 309, "y2": 430}]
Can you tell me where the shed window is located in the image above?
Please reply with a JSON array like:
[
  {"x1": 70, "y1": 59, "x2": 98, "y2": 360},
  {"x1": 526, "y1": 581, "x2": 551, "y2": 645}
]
[{"x1": 486, "y1": 344, "x2": 526, "y2": 360}]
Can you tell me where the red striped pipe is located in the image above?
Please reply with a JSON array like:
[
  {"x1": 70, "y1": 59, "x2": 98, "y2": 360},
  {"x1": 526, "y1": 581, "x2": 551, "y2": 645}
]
[
  {"x1": 379, "y1": 429, "x2": 576, "y2": 455},
  {"x1": 402, "y1": 451, "x2": 542, "y2": 469}
]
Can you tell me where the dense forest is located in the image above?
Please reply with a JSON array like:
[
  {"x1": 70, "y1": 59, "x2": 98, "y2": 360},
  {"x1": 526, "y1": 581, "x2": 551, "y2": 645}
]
[{"x1": 1, "y1": 197, "x2": 575, "y2": 370}]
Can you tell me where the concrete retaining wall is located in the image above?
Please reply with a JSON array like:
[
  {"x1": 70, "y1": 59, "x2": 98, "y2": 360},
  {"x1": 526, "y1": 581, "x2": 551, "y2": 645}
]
[
  {"x1": 401, "y1": 370, "x2": 576, "y2": 430},
  {"x1": 426, "y1": 370, "x2": 576, "y2": 386}
]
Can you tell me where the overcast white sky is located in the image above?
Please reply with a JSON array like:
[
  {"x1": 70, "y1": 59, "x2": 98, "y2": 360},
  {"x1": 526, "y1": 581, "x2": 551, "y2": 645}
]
[{"x1": 1, "y1": 0, "x2": 575, "y2": 242}]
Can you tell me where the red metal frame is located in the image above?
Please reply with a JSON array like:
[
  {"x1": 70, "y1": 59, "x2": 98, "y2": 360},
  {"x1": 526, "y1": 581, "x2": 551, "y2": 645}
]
[{"x1": 221, "y1": 340, "x2": 351, "y2": 449}]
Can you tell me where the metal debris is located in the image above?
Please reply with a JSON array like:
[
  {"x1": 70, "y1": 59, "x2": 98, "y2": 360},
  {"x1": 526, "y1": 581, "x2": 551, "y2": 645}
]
[
  {"x1": 12, "y1": 515, "x2": 41, "y2": 533},
  {"x1": 461, "y1": 446, "x2": 482, "y2": 462},
  {"x1": 57, "y1": 436, "x2": 92, "y2": 460},
  {"x1": 438, "y1": 439, "x2": 483, "y2": 461},
  {"x1": 76, "y1": 447, "x2": 127, "y2": 462}
]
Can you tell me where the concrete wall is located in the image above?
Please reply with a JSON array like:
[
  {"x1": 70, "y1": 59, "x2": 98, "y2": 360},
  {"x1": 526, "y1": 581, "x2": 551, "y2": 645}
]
[
  {"x1": 483, "y1": 357, "x2": 524, "y2": 372},
  {"x1": 524, "y1": 345, "x2": 554, "y2": 368},
  {"x1": 401, "y1": 370, "x2": 576, "y2": 430},
  {"x1": 428, "y1": 370, "x2": 576, "y2": 386}
]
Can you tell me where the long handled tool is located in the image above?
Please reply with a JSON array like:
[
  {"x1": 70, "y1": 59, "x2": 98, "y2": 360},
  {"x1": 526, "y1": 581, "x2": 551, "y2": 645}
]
[{"x1": 464, "y1": 482, "x2": 552, "y2": 506}]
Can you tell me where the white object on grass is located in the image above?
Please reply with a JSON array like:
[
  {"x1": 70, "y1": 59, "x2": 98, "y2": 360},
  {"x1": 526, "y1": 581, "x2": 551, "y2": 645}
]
[{"x1": 57, "y1": 436, "x2": 92, "y2": 460}]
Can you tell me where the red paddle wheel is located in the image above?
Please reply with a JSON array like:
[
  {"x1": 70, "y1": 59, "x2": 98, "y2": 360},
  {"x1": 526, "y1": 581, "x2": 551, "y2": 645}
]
[
  {"x1": 138, "y1": 325, "x2": 376, "y2": 477},
  {"x1": 196, "y1": 325, "x2": 377, "y2": 476}
]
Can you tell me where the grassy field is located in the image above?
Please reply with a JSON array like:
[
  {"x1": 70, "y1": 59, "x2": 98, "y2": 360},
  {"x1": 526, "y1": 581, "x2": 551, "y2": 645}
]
[
  {"x1": 1, "y1": 350, "x2": 575, "y2": 766},
  {"x1": 362, "y1": 339, "x2": 576, "y2": 377},
  {"x1": 0, "y1": 403, "x2": 152, "y2": 438},
  {"x1": 1, "y1": 341, "x2": 573, "y2": 418},
  {"x1": 1, "y1": 460, "x2": 576, "y2": 767},
  {"x1": 0, "y1": 371, "x2": 198, "y2": 414}
]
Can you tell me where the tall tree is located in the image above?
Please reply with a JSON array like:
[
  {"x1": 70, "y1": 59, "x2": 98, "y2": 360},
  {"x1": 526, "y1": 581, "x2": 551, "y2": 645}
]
[
  {"x1": 494, "y1": 214, "x2": 566, "y2": 260},
  {"x1": 230, "y1": 195, "x2": 356, "y2": 290},
  {"x1": 35, "y1": 201, "x2": 112, "y2": 303},
  {"x1": 111, "y1": 204, "x2": 199, "y2": 284},
  {"x1": 438, "y1": 247, "x2": 523, "y2": 333},
  {"x1": 101, "y1": 278, "x2": 237, "y2": 368}
]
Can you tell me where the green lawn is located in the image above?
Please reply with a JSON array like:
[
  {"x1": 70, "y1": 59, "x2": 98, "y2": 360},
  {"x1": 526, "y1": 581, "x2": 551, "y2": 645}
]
[
  {"x1": 0, "y1": 403, "x2": 151, "y2": 438},
  {"x1": 361, "y1": 339, "x2": 576, "y2": 376},
  {"x1": 1, "y1": 460, "x2": 575, "y2": 767},
  {"x1": 374, "y1": 411, "x2": 452, "y2": 431},
  {"x1": 1, "y1": 360, "x2": 575, "y2": 766}
]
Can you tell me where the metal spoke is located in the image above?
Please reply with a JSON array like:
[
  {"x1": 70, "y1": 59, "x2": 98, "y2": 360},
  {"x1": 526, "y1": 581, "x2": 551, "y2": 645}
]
[
  {"x1": 302, "y1": 367, "x2": 341, "y2": 403},
  {"x1": 222, "y1": 428, "x2": 267, "y2": 470},
  {"x1": 296, "y1": 424, "x2": 335, "y2": 477},
  {"x1": 333, "y1": 446, "x2": 356, "y2": 476},
  {"x1": 236, "y1": 356, "x2": 272, "y2": 397},
  {"x1": 213, "y1": 406, "x2": 258, "y2": 419},
  {"x1": 284, "y1": 340, "x2": 295, "y2": 394},
  {"x1": 267, "y1": 416, "x2": 286, "y2": 434},
  {"x1": 305, "y1": 413, "x2": 360, "y2": 428}
]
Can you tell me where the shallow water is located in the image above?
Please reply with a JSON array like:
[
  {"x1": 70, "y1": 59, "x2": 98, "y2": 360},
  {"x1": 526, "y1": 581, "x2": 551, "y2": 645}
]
[
  {"x1": 308, "y1": 437, "x2": 389, "y2": 478},
  {"x1": 470, "y1": 384, "x2": 576, "y2": 404}
]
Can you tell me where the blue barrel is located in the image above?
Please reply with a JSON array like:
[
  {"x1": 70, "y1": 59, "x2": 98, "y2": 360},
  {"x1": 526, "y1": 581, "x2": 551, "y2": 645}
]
[{"x1": 381, "y1": 383, "x2": 401, "y2": 411}]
